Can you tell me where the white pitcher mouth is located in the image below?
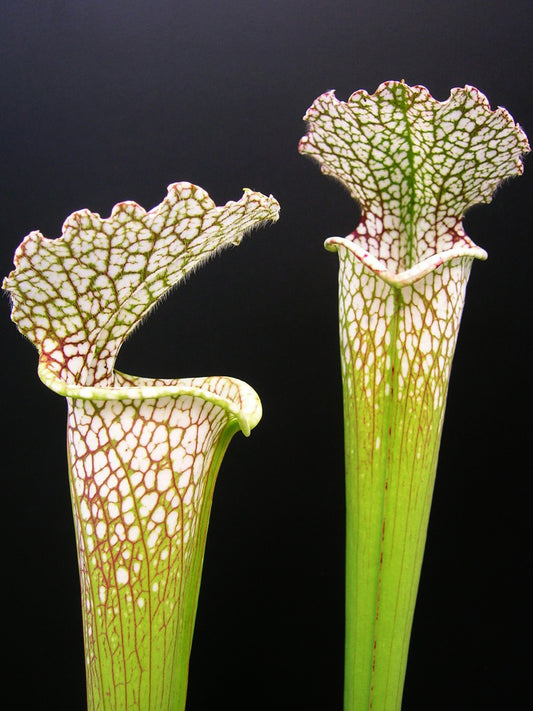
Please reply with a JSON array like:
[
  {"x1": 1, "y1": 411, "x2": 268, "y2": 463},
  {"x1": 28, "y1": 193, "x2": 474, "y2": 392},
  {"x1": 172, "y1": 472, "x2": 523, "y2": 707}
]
[
  {"x1": 37, "y1": 362, "x2": 262, "y2": 437},
  {"x1": 325, "y1": 235, "x2": 488, "y2": 287}
]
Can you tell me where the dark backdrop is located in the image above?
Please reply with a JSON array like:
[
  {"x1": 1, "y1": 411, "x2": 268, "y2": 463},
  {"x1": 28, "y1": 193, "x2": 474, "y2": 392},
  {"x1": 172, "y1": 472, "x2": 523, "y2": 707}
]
[{"x1": 1, "y1": 2, "x2": 531, "y2": 709}]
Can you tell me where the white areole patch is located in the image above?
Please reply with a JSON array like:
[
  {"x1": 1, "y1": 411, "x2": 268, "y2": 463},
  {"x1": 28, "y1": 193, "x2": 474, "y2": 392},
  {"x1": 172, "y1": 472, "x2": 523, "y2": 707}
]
[{"x1": 116, "y1": 567, "x2": 129, "y2": 585}]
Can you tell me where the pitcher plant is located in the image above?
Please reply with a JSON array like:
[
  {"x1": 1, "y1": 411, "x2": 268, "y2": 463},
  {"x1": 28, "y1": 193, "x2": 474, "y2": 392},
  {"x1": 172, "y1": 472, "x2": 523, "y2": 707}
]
[
  {"x1": 299, "y1": 81, "x2": 528, "y2": 710},
  {"x1": 3, "y1": 182, "x2": 280, "y2": 711}
]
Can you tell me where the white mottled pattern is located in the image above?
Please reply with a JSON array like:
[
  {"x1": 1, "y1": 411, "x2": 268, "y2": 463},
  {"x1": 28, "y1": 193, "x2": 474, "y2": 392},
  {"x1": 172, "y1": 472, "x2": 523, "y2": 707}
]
[
  {"x1": 299, "y1": 81, "x2": 528, "y2": 273},
  {"x1": 3, "y1": 183, "x2": 279, "y2": 388},
  {"x1": 68, "y1": 389, "x2": 231, "y2": 711}
]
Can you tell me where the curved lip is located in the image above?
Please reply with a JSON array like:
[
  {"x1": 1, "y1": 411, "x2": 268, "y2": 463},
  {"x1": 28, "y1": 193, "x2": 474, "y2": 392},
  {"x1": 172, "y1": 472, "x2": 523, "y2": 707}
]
[
  {"x1": 325, "y1": 236, "x2": 488, "y2": 287},
  {"x1": 38, "y1": 363, "x2": 262, "y2": 437}
]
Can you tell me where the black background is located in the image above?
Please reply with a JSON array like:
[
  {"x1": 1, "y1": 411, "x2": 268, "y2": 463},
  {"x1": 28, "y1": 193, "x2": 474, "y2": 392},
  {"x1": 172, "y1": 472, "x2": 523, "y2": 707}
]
[{"x1": 1, "y1": 2, "x2": 531, "y2": 709}]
